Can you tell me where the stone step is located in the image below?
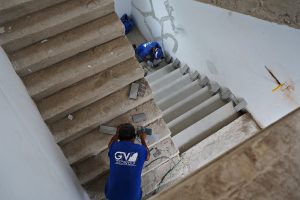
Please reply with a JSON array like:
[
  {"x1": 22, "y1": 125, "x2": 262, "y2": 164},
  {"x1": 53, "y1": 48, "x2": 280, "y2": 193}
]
[
  {"x1": 23, "y1": 37, "x2": 134, "y2": 101},
  {"x1": 150, "y1": 67, "x2": 184, "y2": 91},
  {"x1": 0, "y1": 0, "x2": 114, "y2": 52},
  {"x1": 10, "y1": 13, "x2": 124, "y2": 77},
  {"x1": 49, "y1": 79, "x2": 153, "y2": 144},
  {"x1": 0, "y1": 0, "x2": 67, "y2": 25},
  {"x1": 173, "y1": 102, "x2": 239, "y2": 153},
  {"x1": 83, "y1": 155, "x2": 181, "y2": 200},
  {"x1": 168, "y1": 94, "x2": 226, "y2": 135},
  {"x1": 153, "y1": 74, "x2": 194, "y2": 102},
  {"x1": 38, "y1": 58, "x2": 144, "y2": 123},
  {"x1": 62, "y1": 100, "x2": 162, "y2": 164},
  {"x1": 146, "y1": 62, "x2": 175, "y2": 84},
  {"x1": 142, "y1": 155, "x2": 181, "y2": 198},
  {"x1": 157, "y1": 81, "x2": 204, "y2": 111},
  {"x1": 163, "y1": 86, "x2": 212, "y2": 123},
  {"x1": 143, "y1": 137, "x2": 179, "y2": 175},
  {"x1": 146, "y1": 114, "x2": 260, "y2": 194},
  {"x1": 73, "y1": 118, "x2": 172, "y2": 184}
]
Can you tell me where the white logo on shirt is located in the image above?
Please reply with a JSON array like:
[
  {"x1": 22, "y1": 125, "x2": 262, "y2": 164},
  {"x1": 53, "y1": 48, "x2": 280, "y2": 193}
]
[{"x1": 115, "y1": 152, "x2": 138, "y2": 166}]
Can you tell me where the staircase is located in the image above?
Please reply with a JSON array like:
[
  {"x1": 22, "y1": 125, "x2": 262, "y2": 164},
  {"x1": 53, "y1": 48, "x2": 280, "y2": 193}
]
[
  {"x1": 0, "y1": 0, "x2": 179, "y2": 199},
  {"x1": 144, "y1": 59, "x2": 260, "y2": 195}
]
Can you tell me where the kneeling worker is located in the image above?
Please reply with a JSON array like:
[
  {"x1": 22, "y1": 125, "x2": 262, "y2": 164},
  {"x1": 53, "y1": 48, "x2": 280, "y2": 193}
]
[
  {"x1": 135, "y1": 41, "x2": 164, "y2": 67},
  {"x1": 105, "y1": 123, "x2": 150, "y2": 200}
]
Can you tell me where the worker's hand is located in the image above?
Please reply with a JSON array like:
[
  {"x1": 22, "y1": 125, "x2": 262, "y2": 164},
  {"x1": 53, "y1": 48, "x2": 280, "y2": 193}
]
[{"x1": 139, "y1": 132, "x2": 147, "y2": 141}]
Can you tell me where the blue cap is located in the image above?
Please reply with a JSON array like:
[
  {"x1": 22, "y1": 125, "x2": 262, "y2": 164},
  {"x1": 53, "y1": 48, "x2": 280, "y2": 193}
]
[{"x1": 154, "y1": 48, "x2": 164, "y2": 59}]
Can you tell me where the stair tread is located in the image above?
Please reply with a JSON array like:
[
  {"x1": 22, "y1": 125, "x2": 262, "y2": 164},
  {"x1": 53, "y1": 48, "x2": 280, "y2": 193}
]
[
  {"x1": 163, "y1": 86, "x2": 212, "y2": 123},
  {"x1": 0, "y1": 0, "x2": 114, "y2": 52},
  {"x1": 168, "y1": 94, "x2": 226, "y2": 134},
  {"x1": 157, "y1": 81, "x2": 203, "y2": 111},
  {"x1": 173, "y1": 102, "x2": 239, "y2": 152},
  {"x1": 38, "y1": 58, "x2": 144, "y2": 123},
  {"x1": 154, "y1": 74, "x2": 193, "y2": 102},
  {"x1": 150, "y1": 67, "x2": 182, "y2": 90},
  {"x1": 10, "y1": 13, "x2": 124, "y2": 76},
  {"x1": 73, "y1": 120, "x2": 173, "y2": 184},
  {"x1": 62, "y1": 100, "x2": 162, "y2": 164},
  {"x1": 23, "y1": 37, "x2": 134, "y2": 100},
  {"x1": 49, "y1": 79, "x2": 153, "y2": 144},
  {"x1": 146, "y1": 62, "x2": 174, "y2": 84},
  {"x1": 0, "y1": 0, "x2": 67, "y2": 25}
]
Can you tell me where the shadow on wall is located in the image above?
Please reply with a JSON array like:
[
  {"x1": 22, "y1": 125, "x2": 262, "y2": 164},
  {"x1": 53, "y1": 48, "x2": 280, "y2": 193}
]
[{"x1": 131, "y1": 0, "x2": 184, "y2": 53}]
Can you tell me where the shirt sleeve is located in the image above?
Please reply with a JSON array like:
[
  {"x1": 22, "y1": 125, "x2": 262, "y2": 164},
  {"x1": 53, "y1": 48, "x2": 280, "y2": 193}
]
[
  {"x1": 108, "y1": 142, "x2": 116, "y2": 157},
  {"x1": 141, "y1": 145, "x2": 148, "y2": 161}
]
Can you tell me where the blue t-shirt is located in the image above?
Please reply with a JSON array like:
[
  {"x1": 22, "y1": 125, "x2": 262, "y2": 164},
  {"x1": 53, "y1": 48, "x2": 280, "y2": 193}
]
[
  {"x1": 136, "y1": 42, "x2": 162, "y2": 61},
  {"x1": 105, "y1": 141, "x2": 148, "y2": 200}
]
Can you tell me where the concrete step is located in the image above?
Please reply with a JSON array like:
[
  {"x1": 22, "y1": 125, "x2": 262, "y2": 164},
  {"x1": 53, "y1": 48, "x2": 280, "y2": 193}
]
[
  {"x1": 49, "y1": 79, "x2": 153, "y2": 144},
  {"x1": 10, "y1": 13, "x2": 124, "y2": 77},
  {"x1": 163, "y1": 87, "x2": 212, "y2": 123},
  {"x1": 23, "y1": 37, "x2": 134, "y2": 101},
  {"x1": 38, "y1": 58, "x2": 144, "y2": 123},
  {"x1": 73, "y1": 118, "x2": 172, "y2": 184},
  {"x1": 153, "y1": 74, "x2": 194, "y2": 102},
  {"x1": 157, "y1": 81, "x2": 204, "y2": 111},
  {"x1": 0, "y1": 0, "x2": 67, "y2": 25},
  {"x1": 146, "y1": 114, "x2": 260, "y2": 194},
  {"x1": 146, "y1": 62, "x2": 175, "y2": 84},
  {"x1": 62, "y1": 100, "x2": 162, "y2": 164},
  {"x1": 0, "y1": 0, "x2": 114, "y2": 52},
  {"x1": 83, "y1": 155, "x2": 181, "y2": 200},
  {"x1": 142, "y1": 155, "x2": 181, "y2": 198},
  {"x1": 150, "y1": 67, "x2": 186, "y2": 91},
  {"x1": 168, "y1": 94, "x2": 226, "y2": 135},
  {"x1": 173, "y1": 102, "x2": 239, "y2": 153},
  {"x1": 143, "y1": 137, "x2": 179, "y2": 175}
]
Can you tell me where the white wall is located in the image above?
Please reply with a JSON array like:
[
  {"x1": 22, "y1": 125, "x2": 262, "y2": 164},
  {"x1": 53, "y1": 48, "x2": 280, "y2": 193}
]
[
  {"x1": 0, "y1": 47, "x2": 89, "y2": 200},
  {"x1": 131, "y1": 0, "x2": 300, "y2": 128},
  {"x1": 114, "y1": 0, "x2": 132, "y2": 17}
]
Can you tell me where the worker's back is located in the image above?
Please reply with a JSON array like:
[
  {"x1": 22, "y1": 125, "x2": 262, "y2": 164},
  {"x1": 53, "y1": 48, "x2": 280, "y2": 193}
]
[{"x1": 105, "y1": 141, "x2": 148, "y2": 200}]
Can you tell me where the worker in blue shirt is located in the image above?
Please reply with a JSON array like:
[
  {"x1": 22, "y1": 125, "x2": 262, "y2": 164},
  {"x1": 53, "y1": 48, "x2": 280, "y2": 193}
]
[
  {"x1": 135, "y1": 41, "x2": 164, "y2": 67},
  {"x1": 120, "y1": 14, "x2": 134, "y2": 34},
  {"x1": 105, "y1": 123, "x2": 150, "y2": 200}
]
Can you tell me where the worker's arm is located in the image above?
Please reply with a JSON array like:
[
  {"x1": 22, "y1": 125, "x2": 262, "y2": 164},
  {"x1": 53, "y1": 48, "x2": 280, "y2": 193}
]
[
  {"x1": 108, "y1": 133, "x2": 119, "y2": 148},
  {"x1": 140, "y1": 133, "x2": 150, "y2": 161}
]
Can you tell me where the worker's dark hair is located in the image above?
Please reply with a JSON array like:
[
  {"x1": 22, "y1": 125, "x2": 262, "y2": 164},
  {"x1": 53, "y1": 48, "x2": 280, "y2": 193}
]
[{"x1": 118, "y1": 123, "x2": 136, "y2": 141}]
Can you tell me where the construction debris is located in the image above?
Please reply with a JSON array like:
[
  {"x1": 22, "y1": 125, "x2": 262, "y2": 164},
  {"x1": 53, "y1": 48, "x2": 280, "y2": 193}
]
[
  {"x1": 132, "y1": 113, "x2": 147, "y2": 123},
  {"x1": 67, "y1": 114, "x2": 74, "y2": 120},
  {"x1": 129, "y1": 82, "x2": 140, "y2": 100},
  {"x1": 99, "y1": 125, "x2": 117, "y2": 135}
]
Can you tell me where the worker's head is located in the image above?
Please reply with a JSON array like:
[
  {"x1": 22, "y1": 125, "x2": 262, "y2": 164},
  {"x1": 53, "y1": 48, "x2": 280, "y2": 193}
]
[
  {"x1": 118, "y1": 123, "x2": 136, "y2": 141},
  {"x1": 153, "y1": 48, "x2": 164, "y2": 60}
]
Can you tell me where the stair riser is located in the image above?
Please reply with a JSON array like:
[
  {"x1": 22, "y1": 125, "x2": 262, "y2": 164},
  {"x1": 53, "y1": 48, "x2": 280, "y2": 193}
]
[
  {"x1": 163, "y1": 89, "x2": 212, "y2": 123},
  {"x1": 11, "y1": 13, "x2": 124, "y2": 77},
  {"x1": 173, "y1": 103, "x2": 239, "y2": 153},
  {"x1": 26, "y1": 38, "x2": 134, "y2": 101},
  {"x1": 157, "y1": 82, "x2": 203, "y2": 111},
  {"x1": 154, "y1": 75, "x2": 193, "y2": 102},
  {"x1": 150, "y1": 68, "x2": 182, "y2": 91},
  {"x1": 0, "y1": 0, "x2": 67, "y2": 25},
  {"x1": 146, "y1": 62, "x2": 174, "y2": 84},
  {"x1": 1, "y1": 0, "x2": 114, "y2": 52},
  {"x1": 168, "y1": 95, "x2": 226, "y2": 135}
]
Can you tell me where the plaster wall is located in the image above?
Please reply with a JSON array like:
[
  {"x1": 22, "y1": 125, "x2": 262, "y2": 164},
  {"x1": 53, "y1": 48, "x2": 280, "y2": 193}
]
[
  {"x1": 0, "y1": 47, "x2": 89, "y2": 200},
  {"x1": 130, "y1": 0, "x2": 300, "y2": 128},
  {"x1": 114, "y1": 0, "x2": 132, "y2": 17}
]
